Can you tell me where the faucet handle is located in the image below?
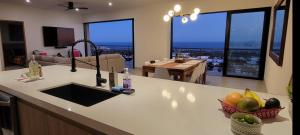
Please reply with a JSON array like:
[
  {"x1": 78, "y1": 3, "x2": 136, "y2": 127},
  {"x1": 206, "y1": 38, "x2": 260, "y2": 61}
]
[
  {"x1": 100, "y1": 78, "x2": 107, "y2": 83},
  {"x1": 96, "y1": 75, "x2": 107, "y2": 86}
]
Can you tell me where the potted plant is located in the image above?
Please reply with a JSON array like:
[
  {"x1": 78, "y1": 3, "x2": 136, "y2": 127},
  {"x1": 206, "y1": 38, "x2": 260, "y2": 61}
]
[{"x1": 287, "y1": 76, "x2": 292, "y2": 118}]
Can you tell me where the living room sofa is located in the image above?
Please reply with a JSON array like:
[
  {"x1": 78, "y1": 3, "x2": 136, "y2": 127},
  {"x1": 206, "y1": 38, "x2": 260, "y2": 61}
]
[{"x1": 34, "y1": 54, "x2": 125, "y2": 73}]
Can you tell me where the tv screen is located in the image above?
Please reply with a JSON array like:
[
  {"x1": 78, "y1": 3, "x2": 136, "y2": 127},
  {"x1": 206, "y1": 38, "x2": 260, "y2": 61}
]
[
  {"x1": 56, "y1": 27, "x2": 75, "y2": 47},
  {"x1": 43, "y1": 26, "x2": 57, "y2": 47},
  {"x1": 42, "y1": 26, "x2": 75, "y2": 47}
]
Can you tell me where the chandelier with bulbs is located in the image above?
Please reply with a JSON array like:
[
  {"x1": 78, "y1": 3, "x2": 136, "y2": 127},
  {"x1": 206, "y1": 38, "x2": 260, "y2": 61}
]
[{"x1": 163, "y1": 4, "x2": 200, "y2": 24}]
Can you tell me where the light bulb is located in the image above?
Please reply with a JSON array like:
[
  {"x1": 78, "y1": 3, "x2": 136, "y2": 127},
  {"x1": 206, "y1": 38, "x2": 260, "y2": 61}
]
[
  {"x1": 168, "y1": 10, "x2": 175, "y2": 17},
  {"x1": 181, "y1": 16, "x2": 188, "y2": 24},
  {"x1": 75, "y1": 8, "x2": 79, "y2": 11},
  {"x1": 194, "y1": 8, "x2": 200, "y2": 14},
  {"x1": 108, "y1": 2, "x2": 113, "y2": 6},
  {"x1": 174, "y1": 4, "x2": 182, "y2": 13},
  {"x1": 163, "y1": 15, "x2": 171, "y2": 22},
  {"x1": 25, "y1": 0, "x2": 31, "y2": 3},
  {"x1": 190, "y1": 13, "x2": 198, "y2": 21}
]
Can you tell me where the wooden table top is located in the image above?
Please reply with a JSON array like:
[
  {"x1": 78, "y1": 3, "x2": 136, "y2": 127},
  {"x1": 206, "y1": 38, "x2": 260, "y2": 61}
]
[{"x1": 143, "y1": 59, "x2": 204, "y2": 71}]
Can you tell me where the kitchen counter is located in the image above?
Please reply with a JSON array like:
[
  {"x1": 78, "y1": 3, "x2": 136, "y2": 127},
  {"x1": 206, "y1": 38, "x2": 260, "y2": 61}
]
[{"x1": 0, "y1": 65, "x2": 292, "y2": 135}]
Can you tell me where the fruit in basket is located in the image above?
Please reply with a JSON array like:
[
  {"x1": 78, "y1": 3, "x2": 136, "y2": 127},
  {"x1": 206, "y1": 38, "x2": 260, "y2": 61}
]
[
  {"x1": 237, "y1": 97, "x2": 259, "y2": 112},
  {"x1": 236, "y1": 114, "x2": 259, "y2": 124},
  {"x1": 244, "y1": 89, "x2": 264, "y2": 108},
  {"x1": 224, "y1": 92, "x2": 243, "y2": 107},
  {"x1": 264, "y1": 98, "x2": 281, "y2": 109}
]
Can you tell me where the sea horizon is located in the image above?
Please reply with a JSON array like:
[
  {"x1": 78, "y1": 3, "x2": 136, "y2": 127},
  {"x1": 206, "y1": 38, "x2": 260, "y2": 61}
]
[{"x1": 94, "y1": 41, "x2": 262, "y2": 50}]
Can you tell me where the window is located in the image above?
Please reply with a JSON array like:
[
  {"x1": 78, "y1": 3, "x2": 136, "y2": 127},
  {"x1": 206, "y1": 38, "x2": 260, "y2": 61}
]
[
  {"x1": 171, "y1": 8, "x2": 270, "y2": 79},
  {"x1": 269, "y1": 0, "x2": 290, "y2": 66},
  {"x1": 272, "y1": 9, "x2": 285, "y2": 55},
  {"x1": 225, "y1": 10, "x2": 270, "y2": 79},
  {"x1": 86, "y1": 19, "x2": 134, "y2": 68},
  {"x1": 172, "y1": 12, "x2": 227, "y2": 76}
]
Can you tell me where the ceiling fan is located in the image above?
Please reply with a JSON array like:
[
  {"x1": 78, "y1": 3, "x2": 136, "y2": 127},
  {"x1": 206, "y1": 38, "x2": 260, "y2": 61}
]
[{"x1": 59, "y1": 2, "x2": 88, "y2": 11}]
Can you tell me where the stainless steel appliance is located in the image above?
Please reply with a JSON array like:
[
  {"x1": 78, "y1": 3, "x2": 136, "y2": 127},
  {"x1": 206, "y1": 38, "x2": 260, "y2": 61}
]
[{"x1": 0, "y1": 91, "x2": 19, "y2": 135}]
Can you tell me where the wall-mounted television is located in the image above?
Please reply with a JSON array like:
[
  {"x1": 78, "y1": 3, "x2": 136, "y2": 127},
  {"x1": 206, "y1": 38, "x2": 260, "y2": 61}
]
[{"x1": 42, "y1": 26, "x2": 75, "y2": 48}]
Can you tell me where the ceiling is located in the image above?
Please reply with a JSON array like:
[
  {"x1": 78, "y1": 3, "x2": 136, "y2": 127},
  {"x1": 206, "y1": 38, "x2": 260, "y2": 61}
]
[{"x1": 0, "y1": 0, "x2": 171, "y2": 14}]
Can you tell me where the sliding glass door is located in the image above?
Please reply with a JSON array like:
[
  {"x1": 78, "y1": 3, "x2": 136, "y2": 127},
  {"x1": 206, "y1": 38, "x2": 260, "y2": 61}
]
[
  {"x1": 171, "y1": 12, "x2": 227, "y2": 76},
  {"x1": 224, "y1": 8, "x2": 270, "y2": 79}
]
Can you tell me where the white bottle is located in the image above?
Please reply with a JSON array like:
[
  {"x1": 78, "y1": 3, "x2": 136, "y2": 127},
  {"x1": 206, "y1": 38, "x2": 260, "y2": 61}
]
[
  {"x1": 123, "y1": 68, "x2": 131, "y2": 89},
  {"x1": 28, "y1": 55, "x2": 40, "y2": 79}
]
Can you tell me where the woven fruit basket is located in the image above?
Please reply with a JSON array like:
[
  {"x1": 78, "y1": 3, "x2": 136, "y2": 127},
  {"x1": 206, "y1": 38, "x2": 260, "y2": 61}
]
[
  {"x1": 218, "y1": 99, "x2": 284, "y2": 119},
  {"x1": 231, "y1": 113, "x2": 263, "y2": 135}
]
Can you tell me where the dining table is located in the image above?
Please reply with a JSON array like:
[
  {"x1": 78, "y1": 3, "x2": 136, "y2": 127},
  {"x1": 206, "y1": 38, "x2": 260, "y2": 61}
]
[{"x1": 142, "y1": 59, "x2": 206, "y2": 82}]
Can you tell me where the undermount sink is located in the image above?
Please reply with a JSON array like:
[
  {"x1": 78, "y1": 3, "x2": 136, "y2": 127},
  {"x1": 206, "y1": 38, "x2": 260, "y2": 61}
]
[{"x1": 41, "y1": 83, "x2": 119, "y2": 107}]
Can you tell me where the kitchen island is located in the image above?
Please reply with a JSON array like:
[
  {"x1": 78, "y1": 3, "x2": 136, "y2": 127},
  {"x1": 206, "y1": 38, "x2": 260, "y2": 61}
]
[{"x1": 0, "y1": 65, "x2": 292, "y2": 135}]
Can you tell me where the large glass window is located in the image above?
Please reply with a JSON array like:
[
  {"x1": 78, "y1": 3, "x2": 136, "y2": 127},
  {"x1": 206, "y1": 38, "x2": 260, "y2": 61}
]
[
  {"x1": 171, "y1": 8, "x2": 270, "y2": 79},
  {"x1": 87, "y1": 19, "x2": 134, "y2": 68},
  {"x1": 172, "y1": 12, "x2": 227, "y2": 76},
  {"x1": 272, "y1": 9, "x2": 285, "y2": 55},
  {"x1": 225, "y1": 11, "x2": 267, "y2": 78}
]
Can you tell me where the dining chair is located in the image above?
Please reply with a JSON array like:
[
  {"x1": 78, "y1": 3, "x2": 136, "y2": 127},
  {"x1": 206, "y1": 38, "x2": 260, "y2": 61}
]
[
  {"x1": 189, "y1": 62, "x2": 204, "y2": 83},
  {"x1": 199, "y1": 61, "x2": 207, "y2": 84},
  {"x1": 188, "y1": 60, "x2": 207, "y2": 84},
  {"x1": 152, "y1": 67, "x2": 171, "y2": 80}
]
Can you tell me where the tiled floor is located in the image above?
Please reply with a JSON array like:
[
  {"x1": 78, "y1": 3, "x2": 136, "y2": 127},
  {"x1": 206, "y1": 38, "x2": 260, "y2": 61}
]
[{"x1": 129, "y1": 68, "x2": 267, "y2": 93}]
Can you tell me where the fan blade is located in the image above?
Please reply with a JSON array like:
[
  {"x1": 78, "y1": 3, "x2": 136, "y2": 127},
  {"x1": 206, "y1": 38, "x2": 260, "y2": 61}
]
[
  {"x1": 78, "y1": 7, "x2": 88, "y2": 10},
  {"x1": 68, "y1": 2, "x2": 74, "y2": 8}
]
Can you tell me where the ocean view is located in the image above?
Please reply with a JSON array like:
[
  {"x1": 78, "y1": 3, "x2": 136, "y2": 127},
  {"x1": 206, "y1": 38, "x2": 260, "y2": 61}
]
[
  {"x1": 93, "y1": 42, "x2": 261, "y2": 50},
  {"x1": 173, "y1": 42, "x2": 262, "y2": 49}
]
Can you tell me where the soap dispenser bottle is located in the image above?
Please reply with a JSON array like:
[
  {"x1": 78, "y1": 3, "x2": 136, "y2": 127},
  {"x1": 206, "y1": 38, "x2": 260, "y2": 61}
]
[
  {"x1": 123, "y1": 68, "x2": 131, "y2": 89},
  {"x1": 109, "y1": 67, "x2": 118, "y2": 88}
]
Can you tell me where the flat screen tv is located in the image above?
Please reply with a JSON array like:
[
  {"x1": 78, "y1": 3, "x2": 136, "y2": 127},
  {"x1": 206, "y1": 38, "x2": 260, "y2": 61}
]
[{"x1": 43, "y1": 26, "x2": 75, "y2": 48}]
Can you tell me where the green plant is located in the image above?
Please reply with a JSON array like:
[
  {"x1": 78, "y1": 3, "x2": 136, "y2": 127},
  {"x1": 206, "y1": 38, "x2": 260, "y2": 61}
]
[
  {"x1": 287, "y1": 83, "x2": 292, "y2": 100},
  {"x1": 287, "y1": 77, "x2": 292, "y2": 101}
]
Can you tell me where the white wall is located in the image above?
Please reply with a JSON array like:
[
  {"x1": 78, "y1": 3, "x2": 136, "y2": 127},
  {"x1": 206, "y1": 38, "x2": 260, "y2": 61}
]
[
  {"x1": 264, "y1": 0, "x2": 293, "y2": 95},
  {"x1": 0, "y1": 3, "x2": 85, "y2": 64},
  {"x1": 83, "y1": 0, "x2": 275, "y2": 68}
]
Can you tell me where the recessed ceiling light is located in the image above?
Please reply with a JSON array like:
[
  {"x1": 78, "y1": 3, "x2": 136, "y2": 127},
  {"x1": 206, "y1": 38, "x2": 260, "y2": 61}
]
[
  {"x1": 108, "y1": 2, "x2": 113, "y2": 6},
  {"x1": 75, "y1": 8, "x2": 79, "y2": 11},
  {"x1": 25, "y1": 0, "x2": 31, "y2": 3}
]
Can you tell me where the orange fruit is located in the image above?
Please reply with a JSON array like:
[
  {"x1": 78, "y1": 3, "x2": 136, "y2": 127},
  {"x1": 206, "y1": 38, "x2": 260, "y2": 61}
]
[
  {"x1": 224, "y1": 99, "x2": 236, "y2": 107},
  {"x1": 224, "y1": 92, "x2": 243, "y2": 107}
]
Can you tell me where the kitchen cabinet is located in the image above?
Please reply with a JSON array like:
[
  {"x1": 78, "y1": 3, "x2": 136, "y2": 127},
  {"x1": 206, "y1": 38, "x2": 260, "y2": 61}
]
[{"x1": 17, "y1": 100, "x2": 103, "y2": 135}]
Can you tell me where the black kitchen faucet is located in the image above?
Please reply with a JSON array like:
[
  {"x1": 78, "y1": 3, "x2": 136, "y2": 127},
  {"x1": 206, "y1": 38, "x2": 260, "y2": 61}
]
[{"x1": 71, "y1": 39, "x2": 107, "y2": 86}]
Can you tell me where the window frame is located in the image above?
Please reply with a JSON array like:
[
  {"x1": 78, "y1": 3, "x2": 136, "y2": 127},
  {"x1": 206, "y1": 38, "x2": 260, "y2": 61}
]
[
  {"x1": 83, "y1": 18, "x2": 135, "y2": 68},
  {"x1": 224, "y1": 7, "x2": 271, "y2": 80},
  {"x1": 269, "y1": 0, "x2": 291, "y2": 66}
]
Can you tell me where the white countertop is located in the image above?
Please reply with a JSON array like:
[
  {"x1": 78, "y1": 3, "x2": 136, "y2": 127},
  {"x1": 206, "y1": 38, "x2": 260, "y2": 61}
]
[{"x1": 0, "y1": 65, "x2": 292, "y2": 135}]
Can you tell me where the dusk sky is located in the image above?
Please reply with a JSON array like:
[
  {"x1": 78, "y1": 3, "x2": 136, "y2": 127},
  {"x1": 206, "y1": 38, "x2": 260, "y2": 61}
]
[
  {"x1": 229, "y1": 11, "x2": 264, "y2": 43},
  {"x1": 89, "y1": 20, "x2": 133, "y2": 43},
  {"x1": 173, "y1": 12, "x2": 227, "y2": 43},
  {"x1": 273, "y1": 9, "x2": 285, "y2": 44},
  {"x1": 89, "y1": 11, "x2": 265, "y2": 48}
]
